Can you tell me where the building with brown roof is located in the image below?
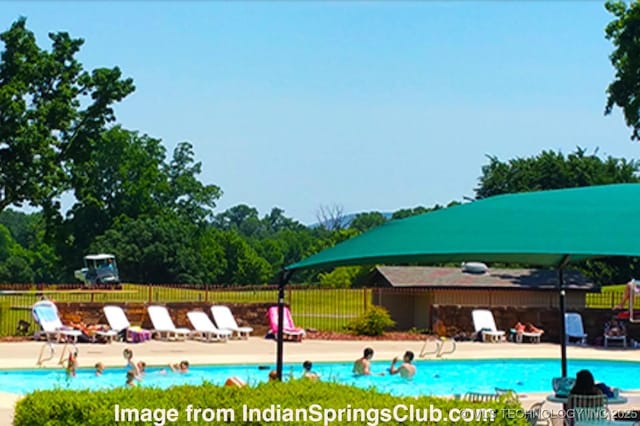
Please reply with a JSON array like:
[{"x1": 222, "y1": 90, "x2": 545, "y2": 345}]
[{"x1": 369, "y1": 265, "x2": 595, "y2": 331}]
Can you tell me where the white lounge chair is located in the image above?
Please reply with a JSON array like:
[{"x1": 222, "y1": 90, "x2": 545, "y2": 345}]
[
  {"x1": 210, "y1": 306, "x2": 253, "y2": 339},
  {"x1": 148, "y1": 305, "x2": 191, "y2": 341},
  {"x1": 565, "y1": 312, "x2": 588, "y2": 345},
  {"x1": 32, "y1": 300, "x2": 82, "y2": 343},
  {"x1": 472, "y1": 309, "x2": 506, "y2": 343},
  {"x1": 187, "y1": 311, "x2": 232, "y2": 342},
  {"x1": 103, "y1": 305, "x2": 151, "y2": 343}
]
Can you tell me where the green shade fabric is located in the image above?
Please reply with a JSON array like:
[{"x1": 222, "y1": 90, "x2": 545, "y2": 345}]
[{"x1": 288, "y1": 183, "x2": 640, "y2": 271}]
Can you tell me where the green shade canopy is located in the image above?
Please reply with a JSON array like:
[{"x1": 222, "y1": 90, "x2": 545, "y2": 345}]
[{"x1": 288, "y1": 183, "x2": 640, "y2": 271}]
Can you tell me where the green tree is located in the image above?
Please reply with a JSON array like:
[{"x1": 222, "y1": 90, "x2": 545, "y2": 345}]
[
  {"x1": 476, "y1": 148, "x2": 640, "y2": 199},
  {"x1": 216, "y1": 230, "x2": 271, "y2": 285},
  {"x1": 91, "y1": 215, "x2": 225, "y2": 284},
  {"x1": 162, "y1": 142, "x2": 222, "y2": 224},
  {"x1": 0, "y1": 18, "x2": 134, "y2": 213},
  {"x1": 213, "y1": 205, "x2": 262, "y2": 237},
  {"x1": 56, "y1": 127, "x2": 220, "y2": 278},
  {"x1": 0, "y1": 224, "x2": 35, "y2": 283},
  {"x1": 605, "y1": 1, "x2": 640, "y2": 140},
  {"x1": 349, "y1": 212, "x2": 387, "y2": 233},
  {"x1": 391, "y1": 206, "x2": 435, "y2": 220}
]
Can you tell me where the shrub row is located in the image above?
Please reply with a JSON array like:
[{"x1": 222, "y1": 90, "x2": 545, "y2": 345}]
[{"x1": 14, "y1": 380, "x2": 528, "y2": 426}]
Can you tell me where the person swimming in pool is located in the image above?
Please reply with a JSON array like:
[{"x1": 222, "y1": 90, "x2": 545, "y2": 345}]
[
  {"x1": 389, "y1": 351, "x2": 416, "y2": 380},
  {"x1": 353, "y1": 347, "x2": 384, "y2": 376},
  {"x1": 302, "y1": 360, "x2": 319, "y2": 381},
  {"x1": 169, "y1": 360, "x2": 190, "y2": 373}
]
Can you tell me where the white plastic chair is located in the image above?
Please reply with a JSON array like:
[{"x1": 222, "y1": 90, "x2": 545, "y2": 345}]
[
  {"x1": 565, "y1": 313, "x2": 588, "y2": 345},
  {"x1": 472, "y1": 309, "x2": 506, "y2": 343},
  {"x1": 103, "y1": 305, "x2": 150, "y2": 342},
  {"x1": 148, "y1": 305, "x2": 191, "y2": 341},
  {"x1": 32, "y1": 300, "x2": 82, "y2": 343},
  {"x1": 567, "y1": 394, "x2": 609, "y2": 426},
  {"x1": 187, "y1": 311, "x2": 231, "y2": 342},
  {"x1": 210, "y1": 306, "x2": 253, "y2": 339}
]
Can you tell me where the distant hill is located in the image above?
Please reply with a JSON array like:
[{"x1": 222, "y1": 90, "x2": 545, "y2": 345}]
[{"x1": 309, "y1": 212, "x2": 393, "y2": 229}]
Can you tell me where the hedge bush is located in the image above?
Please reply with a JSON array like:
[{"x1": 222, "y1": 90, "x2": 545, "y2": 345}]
[
  {"x1": 14, "y1": 380, "x2": 529, "y2": 425},
  {"x1": 346, "y1": 306, "x2": 396, "y2": 336}
]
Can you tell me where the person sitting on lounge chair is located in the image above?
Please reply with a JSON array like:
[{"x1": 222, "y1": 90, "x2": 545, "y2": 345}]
[
  {"x1": 525, "y1": 323, "x2": 544, "y2": 334},
  {"x1": 570, "y1": 370, "x2": 602, "y2": 397},
  {"x1": 604, "y1": 317, "x2": 626, "y2": 337}
]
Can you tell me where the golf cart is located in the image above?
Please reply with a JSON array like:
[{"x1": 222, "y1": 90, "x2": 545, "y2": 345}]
[{"x1": 74, "y1": 254, "x2": 120, "y2": 287}]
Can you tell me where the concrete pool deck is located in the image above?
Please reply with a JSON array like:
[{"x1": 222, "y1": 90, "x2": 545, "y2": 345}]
[{"x1": 1, "y1": 339, "x2": 639, "y2": 425}]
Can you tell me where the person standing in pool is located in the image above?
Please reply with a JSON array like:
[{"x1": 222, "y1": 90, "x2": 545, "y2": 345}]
[
  {"x1": 302, "y1": 360, "x2": 319, "y2": 381},
  {"x1": 389, "y1": 351, "x2": 416, "y2": 379},
  {"x1": 126, "y1": 371, "x2": 137, "y2": 387},
  {"x1": 123, "y1": 348, "x2": 141, "y2": 379},
  {"x1": 353, "y1": 347, "x2": 384, "y2": 376}
]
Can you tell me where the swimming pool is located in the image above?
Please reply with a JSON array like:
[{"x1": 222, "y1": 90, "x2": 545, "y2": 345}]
[{"x1": 1, "y1": 358, "x2": 637, "y2": 396}]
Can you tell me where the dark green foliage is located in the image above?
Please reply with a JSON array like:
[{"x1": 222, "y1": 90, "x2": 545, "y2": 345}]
[
  {"x1": 346, "y1": 306, "x2": 396, "y2": 336},
  {"x1": 349, "y1": 211, "x2": 388, "y2": 232},
  {"x1": 605, "y1": 0, "x2": 640, "y2": 140},
  {"x1": 90, "y1": 215, "x2": 225, "y2": 284},
  {"x1": 476, "y1": 148, "x2": 640, "y2": 199},
  {"x1": 14, "y1": 381, "x2": 527, "y2": 426},
  {"x1": 0, "y1": 18, "x2": 134, "y2": 213}
]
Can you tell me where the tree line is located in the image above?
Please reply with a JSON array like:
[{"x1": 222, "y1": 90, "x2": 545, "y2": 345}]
[{"x1": 3, "y1": 6, "x2": 640, "y2": 286}]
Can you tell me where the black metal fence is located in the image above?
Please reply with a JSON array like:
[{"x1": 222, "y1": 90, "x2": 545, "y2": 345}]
[{"x1": 0, "y1": 284, "x2": 372, "y2": 336}]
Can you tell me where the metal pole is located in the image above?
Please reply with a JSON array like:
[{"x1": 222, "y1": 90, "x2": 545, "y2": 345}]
[
  {"x1": 276, "y1": 270, "x2": 293, "y2": 380},
  {"x1": 558, "y1": 255, "x2": 570, "y2": 378},
  {"x1": 559, "y1": 268, "x2": 567, "y2": 377}
]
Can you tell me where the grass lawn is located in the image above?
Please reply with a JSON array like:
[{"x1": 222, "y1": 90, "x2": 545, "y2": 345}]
[{"x1": 0, "y1": 285, "x2": 371, "y2": 336}]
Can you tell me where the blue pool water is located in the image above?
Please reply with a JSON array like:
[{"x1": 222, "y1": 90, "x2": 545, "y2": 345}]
[{"x1": 0, "y1": 358, "x2": 637, "y2": 396}]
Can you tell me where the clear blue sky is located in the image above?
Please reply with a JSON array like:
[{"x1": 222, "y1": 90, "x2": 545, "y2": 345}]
[{"x1": 1, "y1": 2, "x2": 637, "y2": 224}]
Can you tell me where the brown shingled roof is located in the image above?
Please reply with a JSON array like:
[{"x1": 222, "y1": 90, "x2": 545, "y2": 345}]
[{"x1": 373, "y1": 266, "x2": 595, "y2": 291}]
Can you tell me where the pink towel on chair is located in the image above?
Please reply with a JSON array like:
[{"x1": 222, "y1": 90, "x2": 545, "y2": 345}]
[{"x1": 267, "y1": 306, "x2": 304, "y2": 335}]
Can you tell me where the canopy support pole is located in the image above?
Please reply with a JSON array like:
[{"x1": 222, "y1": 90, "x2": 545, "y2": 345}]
[
  {"x1": 558, "y1": 255, "x2": 571, "y2": 378},
  {"x1": 276, "y1": 269, "x2": 294, "y2": 380}
]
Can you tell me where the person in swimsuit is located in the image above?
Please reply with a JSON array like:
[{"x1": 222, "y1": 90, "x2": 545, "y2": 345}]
[{"x1": 389, "y1": 351, "x2": 417, "y2": 379}]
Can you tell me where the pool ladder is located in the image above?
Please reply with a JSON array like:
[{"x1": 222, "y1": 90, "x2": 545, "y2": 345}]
[
  {"x1": 36, "y1": 341, "x2": 79, "y2": 367},
  {"x1": 419, "y1": 338, "x2": 456, "y2": 359}
]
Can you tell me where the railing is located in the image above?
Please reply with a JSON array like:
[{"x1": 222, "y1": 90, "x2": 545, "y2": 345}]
[
  {"x1": 0, "y1": 284, "x2": 371, "y2": 336},
  {"x1": 585, "y1": 291, "x2": 624, "y2": 309}
]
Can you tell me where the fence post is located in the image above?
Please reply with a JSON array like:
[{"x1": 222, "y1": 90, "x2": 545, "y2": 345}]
[
  {"x1": 287, "y1": 286, "x2": 292, "y2": 307},
  {"x1": 148, "y1": 284, "x2": 152, "y2": 304},
  {"x1": 205, "y1": 283, "x2": 209, "y2": 303},
  {"x1": 363, "y1": 288, "x2": 368, "y2": 311}
]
